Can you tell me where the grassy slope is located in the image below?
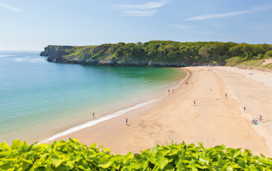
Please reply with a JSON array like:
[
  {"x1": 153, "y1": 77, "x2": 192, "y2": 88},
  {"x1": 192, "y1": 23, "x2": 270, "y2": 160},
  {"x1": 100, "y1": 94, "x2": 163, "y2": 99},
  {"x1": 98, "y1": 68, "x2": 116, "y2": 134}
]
[{"x1": 226, "y1": 57, "x2": 272, "y2": 70}]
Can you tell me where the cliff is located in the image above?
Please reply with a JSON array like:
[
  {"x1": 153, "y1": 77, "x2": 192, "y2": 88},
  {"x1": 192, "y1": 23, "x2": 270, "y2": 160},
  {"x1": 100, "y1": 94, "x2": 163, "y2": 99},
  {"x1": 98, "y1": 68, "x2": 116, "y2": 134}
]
[{"x1": 40, "y1": 41, "x2": 272, "y2": 67}]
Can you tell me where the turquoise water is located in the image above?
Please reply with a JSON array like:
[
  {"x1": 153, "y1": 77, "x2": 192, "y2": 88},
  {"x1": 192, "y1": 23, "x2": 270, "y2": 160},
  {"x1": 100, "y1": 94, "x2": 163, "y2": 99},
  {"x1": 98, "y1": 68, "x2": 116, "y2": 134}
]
[{"x1": 0, "y1": 52, "x2": 185, "y2": 143}]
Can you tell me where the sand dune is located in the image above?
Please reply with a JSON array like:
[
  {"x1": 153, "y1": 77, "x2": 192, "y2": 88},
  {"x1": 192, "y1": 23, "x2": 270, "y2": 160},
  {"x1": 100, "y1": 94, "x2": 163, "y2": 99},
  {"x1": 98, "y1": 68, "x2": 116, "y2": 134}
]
[{"x1": 54, "y1": 66, "x2": 272, "y2": 157}]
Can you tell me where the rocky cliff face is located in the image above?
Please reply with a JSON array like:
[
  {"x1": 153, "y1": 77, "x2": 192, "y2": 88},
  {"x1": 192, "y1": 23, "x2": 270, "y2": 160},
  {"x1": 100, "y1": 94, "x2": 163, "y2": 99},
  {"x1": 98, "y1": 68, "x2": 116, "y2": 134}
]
[
  {"x1": 40, "y1": 45, "x2": 187, "y2": 67},
  {"x1": 40, "y1": 46, "x2": 75, "y2": 63}
]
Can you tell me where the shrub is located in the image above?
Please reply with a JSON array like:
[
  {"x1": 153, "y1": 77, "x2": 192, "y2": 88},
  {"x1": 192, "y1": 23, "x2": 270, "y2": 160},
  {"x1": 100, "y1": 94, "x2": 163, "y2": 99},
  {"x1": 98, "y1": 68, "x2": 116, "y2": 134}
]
[{"x1": 1, "y1": 139, "x2": 272, "y2": 170}]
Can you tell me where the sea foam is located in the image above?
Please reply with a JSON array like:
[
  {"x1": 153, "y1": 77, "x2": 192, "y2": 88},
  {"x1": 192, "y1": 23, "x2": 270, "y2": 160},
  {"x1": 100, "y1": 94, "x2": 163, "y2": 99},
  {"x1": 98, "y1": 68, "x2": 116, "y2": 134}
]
[{"x1": 40, "y1": 97, "x2": 163, "y2": 143}]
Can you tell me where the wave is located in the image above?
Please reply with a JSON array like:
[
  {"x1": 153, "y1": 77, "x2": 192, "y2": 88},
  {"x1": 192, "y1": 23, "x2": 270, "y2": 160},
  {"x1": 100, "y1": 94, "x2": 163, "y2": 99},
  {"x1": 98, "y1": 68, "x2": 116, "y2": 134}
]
[
  {"x1": 40, "y1": 97, "x2": 163, "y2": 143},
  {"x1": 13, "y1": 57, "x2": 46, "y2": 63},
  {"x1": 40, "y1": 70, "x2": 190, "y2": 144},
  {"x1": 0, "y1": 55, "x2": 13, "y2": 58}
]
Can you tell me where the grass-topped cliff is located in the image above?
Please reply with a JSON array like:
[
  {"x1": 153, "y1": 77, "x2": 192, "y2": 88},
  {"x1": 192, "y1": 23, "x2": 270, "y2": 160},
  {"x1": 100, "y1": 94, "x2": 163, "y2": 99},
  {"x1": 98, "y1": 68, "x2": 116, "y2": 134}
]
[{"x1": 41, "y1": 41, "x2": 272, "y2": 69}]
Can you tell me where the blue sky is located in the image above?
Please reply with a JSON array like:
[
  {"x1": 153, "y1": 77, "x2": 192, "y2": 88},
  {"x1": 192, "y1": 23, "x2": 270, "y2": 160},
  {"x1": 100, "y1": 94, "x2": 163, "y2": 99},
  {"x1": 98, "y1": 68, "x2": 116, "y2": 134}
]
[{"x1": 0, "y1": 0, "x2": 272, "y2": 50}]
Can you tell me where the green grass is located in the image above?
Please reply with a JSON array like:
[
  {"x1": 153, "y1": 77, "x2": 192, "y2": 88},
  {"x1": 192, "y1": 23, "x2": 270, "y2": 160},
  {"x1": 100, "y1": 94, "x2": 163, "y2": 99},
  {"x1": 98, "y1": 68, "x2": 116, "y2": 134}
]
[
  {"x1": 226, "y1": 57, "x2": 272, "y2": 70},
  {"x1": 238, "y1": 59, "x2": 264, "y2": 67},
  {"x1": 225, "y1": 57, "x2": 243, "y2": 66}
]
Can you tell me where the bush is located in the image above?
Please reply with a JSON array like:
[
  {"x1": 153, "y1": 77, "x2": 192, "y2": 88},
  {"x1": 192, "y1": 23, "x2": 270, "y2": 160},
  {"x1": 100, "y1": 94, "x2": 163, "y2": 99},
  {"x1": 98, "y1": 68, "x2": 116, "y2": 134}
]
[
  {"x1": 1, "y1": 139, "x2": 272, "y2": 170},
  {"x1": 264, "y1": 50, "x2": 272, "y2": 59}
]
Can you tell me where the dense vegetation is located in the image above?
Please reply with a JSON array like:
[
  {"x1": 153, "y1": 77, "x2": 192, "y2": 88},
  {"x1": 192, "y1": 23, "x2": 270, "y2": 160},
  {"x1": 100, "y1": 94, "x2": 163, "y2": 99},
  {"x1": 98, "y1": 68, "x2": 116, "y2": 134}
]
[
  {"x1": 41, "y1": 41, "x2": 272, "y2": 68},
  {"x1": 1, "y1": 139, "x2": 271, "y2": 170}
]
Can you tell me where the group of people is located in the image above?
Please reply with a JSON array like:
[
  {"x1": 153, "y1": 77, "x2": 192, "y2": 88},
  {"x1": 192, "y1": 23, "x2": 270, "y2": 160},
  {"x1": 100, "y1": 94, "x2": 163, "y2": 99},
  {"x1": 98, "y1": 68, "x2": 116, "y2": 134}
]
[
  {"x1": 251, "y1": 115, "x2": 263, "y2": 125},
  {"x1": 244, "y1": 107, "x2": 263, "y2": 125},
  {"x1": 168, "y1": 89, "x2": 175, "y2": 94}
]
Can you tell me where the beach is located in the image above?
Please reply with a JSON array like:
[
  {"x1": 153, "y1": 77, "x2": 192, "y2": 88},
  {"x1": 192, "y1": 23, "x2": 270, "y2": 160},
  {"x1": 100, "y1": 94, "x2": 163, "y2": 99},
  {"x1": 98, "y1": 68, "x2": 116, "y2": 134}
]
[{"x1": 51, "y1": 66, "x2": 272, "y2": 157}]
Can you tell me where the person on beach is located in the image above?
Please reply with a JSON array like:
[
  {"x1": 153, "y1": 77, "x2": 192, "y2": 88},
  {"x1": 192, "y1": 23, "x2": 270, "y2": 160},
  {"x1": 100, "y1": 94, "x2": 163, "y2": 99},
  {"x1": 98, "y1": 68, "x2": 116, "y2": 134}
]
[
  {"x1": 225, "y1": 93, "x2": 227, "y2": 97},
  {"x1": 244, "y1": 106, "x2": 246, "y2": 111},
  {"x1": 126, "y1": 117, "x2": 129, "y2": 126},
  {"x1": 260, "y1": 115, "x2": 263, "y2": 122},
  {"x1": 168, "y1": 89, "x2": 170, "y2": 94},
  {"x1": 93, "y1": 112, "x2": 95, "y2": 118},
  {"x1": 172, "y1": 89, "x2": 174, "y2": 93},
  {"x1": 194, "y1": 100, "x2": 196, "y2": 105}
]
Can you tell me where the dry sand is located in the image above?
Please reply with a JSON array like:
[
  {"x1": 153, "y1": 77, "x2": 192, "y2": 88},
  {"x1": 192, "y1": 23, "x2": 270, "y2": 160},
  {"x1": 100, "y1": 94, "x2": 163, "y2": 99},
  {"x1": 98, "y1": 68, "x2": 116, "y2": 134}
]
[{"x1": 54, "y1": 66, "x2": 272, "y2": 156}]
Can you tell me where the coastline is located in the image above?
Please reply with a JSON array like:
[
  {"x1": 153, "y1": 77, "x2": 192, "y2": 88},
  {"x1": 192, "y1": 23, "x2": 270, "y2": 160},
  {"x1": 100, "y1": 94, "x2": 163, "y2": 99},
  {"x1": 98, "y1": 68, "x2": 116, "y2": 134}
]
[
  {"x1": 50, "y1": 66, "x2": 271, "y2": 157},
  {"x1": 39, "y1": 68, "x2": 190, "y2": 144}
]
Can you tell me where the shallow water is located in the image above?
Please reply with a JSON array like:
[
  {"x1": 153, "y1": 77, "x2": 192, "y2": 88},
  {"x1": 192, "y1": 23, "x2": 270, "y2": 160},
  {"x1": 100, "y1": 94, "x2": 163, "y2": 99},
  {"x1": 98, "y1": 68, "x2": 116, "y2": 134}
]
[{"x1": 0, "y1": 51, "x2": 185, "y2": 143}]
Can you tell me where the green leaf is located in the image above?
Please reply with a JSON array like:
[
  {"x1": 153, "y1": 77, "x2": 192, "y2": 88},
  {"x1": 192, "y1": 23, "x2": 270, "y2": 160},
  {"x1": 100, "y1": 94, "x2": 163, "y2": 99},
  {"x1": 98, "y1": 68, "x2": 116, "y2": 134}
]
[
  {"x1": 98, "y1": 160, "x2": 113, "y2": 169},
  {"x1": 198, "y1": 142, "x2": 205, "y2": 150},
  {"x1": 226, "y1": 166, "x2": 233, "y2": 171},
  {"x1": 156, "y1": 153, "x2": 169, "y2": 169}
]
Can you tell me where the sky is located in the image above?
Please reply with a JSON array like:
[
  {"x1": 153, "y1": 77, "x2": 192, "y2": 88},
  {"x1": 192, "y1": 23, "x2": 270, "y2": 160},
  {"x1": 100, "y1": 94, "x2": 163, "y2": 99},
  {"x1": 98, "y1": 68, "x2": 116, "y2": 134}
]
[{"x1": 0, "y1": 0, "x2": 272, "y2": 51}]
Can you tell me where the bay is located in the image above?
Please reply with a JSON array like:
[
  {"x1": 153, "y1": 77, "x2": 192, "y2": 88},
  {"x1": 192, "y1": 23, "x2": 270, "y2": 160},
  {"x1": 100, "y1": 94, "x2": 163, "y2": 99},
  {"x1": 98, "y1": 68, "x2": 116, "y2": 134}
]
[{"x1": 0, "y1": 51, "x2": 185, "y2": 143}]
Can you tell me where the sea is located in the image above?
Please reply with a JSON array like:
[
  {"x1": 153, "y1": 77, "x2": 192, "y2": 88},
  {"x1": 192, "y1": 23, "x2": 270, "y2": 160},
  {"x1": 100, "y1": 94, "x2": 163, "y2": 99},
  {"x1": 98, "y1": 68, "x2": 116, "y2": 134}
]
[{"x1": 0, "y1": 51, "x2": 186, "y2": 144}]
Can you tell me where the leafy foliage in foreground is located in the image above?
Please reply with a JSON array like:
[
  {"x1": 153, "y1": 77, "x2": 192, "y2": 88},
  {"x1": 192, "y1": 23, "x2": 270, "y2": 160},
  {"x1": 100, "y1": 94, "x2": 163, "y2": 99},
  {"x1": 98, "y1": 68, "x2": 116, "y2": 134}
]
[{"x1": 0, "y1": 139, "x2": 271, "y2": 170}]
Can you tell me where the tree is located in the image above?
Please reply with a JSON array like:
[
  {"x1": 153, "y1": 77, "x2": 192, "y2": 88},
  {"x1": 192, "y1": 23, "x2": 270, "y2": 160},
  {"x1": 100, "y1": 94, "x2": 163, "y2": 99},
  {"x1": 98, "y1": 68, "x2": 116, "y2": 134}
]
[
  {"x1": 199, "y1": 47, "x2": 210, "y2": 62},
  {"x1": 264, "y1": 50, "x2": 272, "y2": 59}
]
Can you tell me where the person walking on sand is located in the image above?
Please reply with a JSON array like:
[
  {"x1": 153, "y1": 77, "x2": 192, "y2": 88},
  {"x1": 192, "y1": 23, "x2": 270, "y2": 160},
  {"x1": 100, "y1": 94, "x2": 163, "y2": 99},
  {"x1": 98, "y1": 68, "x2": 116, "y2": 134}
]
[
  {"x1": 244, "y1": 106, "x2": 246, "y2": 111},
  {"x1": 225, "y1": 93, "x2": 227, "y2": 97},
  {"x1": 260, "y1": 115, "x2": 263, "y2": 122},
  {"x1": 126, "y1": 117, "x2": 129, "y2": 126},
  {"x1": 194, "y1": 100, "x2": 196, "y2": 105}
]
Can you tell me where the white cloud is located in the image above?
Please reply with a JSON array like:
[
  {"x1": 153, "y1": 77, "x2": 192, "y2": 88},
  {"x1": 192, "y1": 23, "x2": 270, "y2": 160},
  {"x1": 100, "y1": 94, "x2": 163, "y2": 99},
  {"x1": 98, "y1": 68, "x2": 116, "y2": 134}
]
[
  {"x1": 186, "y1": 11, "x2": 250, "y2": 21},
  {"x1": 0, "y1": 3, "x2": 22, "y2": 12},
  {"x1": 117, "y1": 0, "x2": 169, "y2": 10},
  {"x1": 116, "y1": 0, "x2": 169, "y2": 17},
  {"x1": 186, "y1": 5, "x2": 272, "y2": 21},
  {"x1": 122, "y1": 10, "x2": 157, "y2": 16}
]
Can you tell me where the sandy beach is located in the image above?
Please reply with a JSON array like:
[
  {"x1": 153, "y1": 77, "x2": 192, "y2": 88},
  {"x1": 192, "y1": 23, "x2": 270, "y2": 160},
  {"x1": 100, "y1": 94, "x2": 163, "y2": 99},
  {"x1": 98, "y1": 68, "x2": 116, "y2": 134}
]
[{"x1": 52, "y1": 66, "x2": 272, "y2": 157}]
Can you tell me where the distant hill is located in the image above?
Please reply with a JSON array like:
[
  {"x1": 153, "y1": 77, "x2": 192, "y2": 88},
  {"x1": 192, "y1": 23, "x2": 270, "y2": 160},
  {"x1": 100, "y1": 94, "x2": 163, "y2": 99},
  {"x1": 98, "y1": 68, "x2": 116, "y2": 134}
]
[{"x1": 41, "y1": 41, "x2": 272, "y2": 68}]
